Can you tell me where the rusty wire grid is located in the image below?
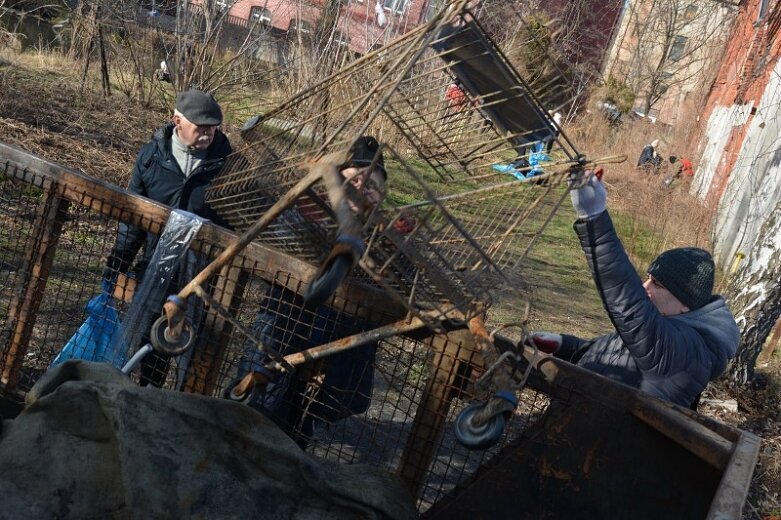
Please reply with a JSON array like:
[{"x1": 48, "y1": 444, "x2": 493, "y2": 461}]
[
  {"x1": 201, "y1": 0, "x2": 589, "y2": 327},
  {"x1": 0, "y1": 0, "x2": 604, "y2": 514}
]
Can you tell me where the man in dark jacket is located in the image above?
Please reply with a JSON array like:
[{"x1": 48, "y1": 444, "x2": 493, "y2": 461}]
[
  {"x1": 105, "y1": 90, "x2": 232, "y2": 385},
  {"x1": 528, "y1": 171, "x2": 739, "y2": 408}
]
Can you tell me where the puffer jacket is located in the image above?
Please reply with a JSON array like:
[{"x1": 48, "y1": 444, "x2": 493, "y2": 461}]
[
  {"x1": 106, "y1": 123, "x2": 232, "y2": 278},
  {"x1": 555, "y1": 211, "x2": 740, "y2": 407}
]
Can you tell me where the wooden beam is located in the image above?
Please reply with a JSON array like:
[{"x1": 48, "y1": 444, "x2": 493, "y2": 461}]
[
  {"x1": 397, "y1": 327, "x2": 479, "y2": 498},
  {"x1": 0, "y1": 180, "x2": 69, "y2": 389},
  {"x1": 707, "y1": 431, "x2": 761, "y2": 519},
  {"x1": 629, "y1": 394, "x2": 734, "y2": 470}
]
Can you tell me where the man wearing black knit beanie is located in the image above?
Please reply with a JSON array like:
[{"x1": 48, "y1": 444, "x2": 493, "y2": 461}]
[{"x1": 526, "y1": 170, "x2": 739, "y2": 409}]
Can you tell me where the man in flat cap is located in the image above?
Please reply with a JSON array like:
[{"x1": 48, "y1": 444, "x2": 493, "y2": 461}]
[{"x1": 105, "y1": 89, "x2": 232, "y2": 386}]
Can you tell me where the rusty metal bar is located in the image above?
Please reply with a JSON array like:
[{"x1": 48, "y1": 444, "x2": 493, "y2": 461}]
[
  {"x1": 183, "y1": 260, "x2": 249, "y2": 395},
  {"x1": 272, "y1": 317, "x2": 428, "y2": 369},
  {"x1": 706, "y1": 431, "x2": 761, "y2": 520},
  {"x1": 0, "y1": 180, "x2": 69, "y2": 389},
  {"x1": 173, "y1": 164, "x2": 328, "y2": 302},
  {"x1": 629, "y1": 394, "x2": 734, "y2": 470}
]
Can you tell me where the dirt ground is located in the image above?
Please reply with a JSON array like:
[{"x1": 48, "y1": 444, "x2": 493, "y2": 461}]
[{"x1": 0, "y1": 52, "x2": 779, "y2": 517}]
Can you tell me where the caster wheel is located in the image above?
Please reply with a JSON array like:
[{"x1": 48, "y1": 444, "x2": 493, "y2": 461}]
[
  {"x1": 150, "y1": 315, "x2": 194, "y2": 357},
  {"x1": 304, "y1": 254, "x2": 352, "y2": 306},
  {"x1": 454, "y1": 402, "x2": 506, "y2": 450},
  {"x1": 223, "y1": 377, "x2": 261, "y2": 404}
]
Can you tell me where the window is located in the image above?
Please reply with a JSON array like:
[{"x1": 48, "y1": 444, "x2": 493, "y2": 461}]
[
  {"x1": 657, "y1": 72, "x2": 673, "y2": 96},
  {"x1": 758, "y1": 0, "x2": 769, "y2": 21},
  {"x1": 667, "y1": 35, "x2": 687, "y2": 62},
  {"x1": 683, "y1": 4, "x2": 698, "y2": 21},
  {"x1": 215, "y1": 0, "x2": 229, "y2": 11},
  {"x1": 383, "y1": 0, "x2": 409, "y2": 14},
  {"x1": 288, "y1": 18, "x2": 312, "y2": 34},
  {"x1": 424, "y1": 0, "x2": 442, "y2": 21},
  {"x1": 250, "y1": 6, "x2": 271, "y2": 25}
]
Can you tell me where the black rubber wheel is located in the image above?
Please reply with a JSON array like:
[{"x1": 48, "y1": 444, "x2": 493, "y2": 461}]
[
  {"x1": 453, "y1": 402, "x2": 507, "y2": 450},
  {"x1": 222, "y1": 377, "x2": 261, "y2": 404},
  {"x1": 149, "y1": 315, "x2": 194, "y2": 357},
  {"x1": 304, "y1": 254, "x2": 352, "y2": 306}
]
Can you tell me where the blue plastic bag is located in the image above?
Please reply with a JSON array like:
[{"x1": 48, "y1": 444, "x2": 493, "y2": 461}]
[
  {"x1": 51, "y1": 280, "x2": 125, "y2": 368},
  {"x1": 492, "y1": 142, "x2": 550, "y2": 180}
]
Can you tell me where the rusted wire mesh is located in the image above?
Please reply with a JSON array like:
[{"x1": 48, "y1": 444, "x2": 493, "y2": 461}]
[
  {"x1": 202, "y1": 0, "x2": 582, "y2": 325},
  {"x1": 0, "y1": 148, "x2": 556, "y2": 513}
]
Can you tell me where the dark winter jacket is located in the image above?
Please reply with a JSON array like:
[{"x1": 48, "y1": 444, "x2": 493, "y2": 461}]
[
  {"x1": 555, "y1": 211, "x2": 739, "y2": 407},
  {"x1": 106, "y1": 123, "x2": 232, "y2": 279},
  {"x1": 637, "y1": 144, "x2": 661, "y2": 170}
]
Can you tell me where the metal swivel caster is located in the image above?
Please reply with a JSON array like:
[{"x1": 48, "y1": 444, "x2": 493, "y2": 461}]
[
  {"x1": 454, "y1": 391, "x2": 518, "y2": 450},
  {"x1": 150, "y1": 315, "x2": 194, "y2": 357}
]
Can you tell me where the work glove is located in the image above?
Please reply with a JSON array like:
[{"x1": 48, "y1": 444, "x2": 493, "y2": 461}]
[
  {"x1": 570, "y1": 168, "x2": 607, "y2": 220},
  {"x1": 523, "y1": 332, "x2": 563, "y2": 354}
]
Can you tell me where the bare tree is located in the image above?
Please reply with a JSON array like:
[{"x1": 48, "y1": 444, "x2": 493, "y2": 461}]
[
  {"x1": 724, "y1": 199, "x2": 781, "y2": 385},
  {"x1": 616, "y1": 0, "x2": 735, "y2": 115}
]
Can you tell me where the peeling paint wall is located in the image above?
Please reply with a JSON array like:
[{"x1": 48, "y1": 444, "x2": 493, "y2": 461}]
[
  {"x1": 692, "y1": 0, "x2": 781, "y2": 269},
  {"x1": 712, "y1": 61, "x2": 781, "y2": 264},
  {"x1": 691, "y1": 104, "x2": 752, "y2": 202}
]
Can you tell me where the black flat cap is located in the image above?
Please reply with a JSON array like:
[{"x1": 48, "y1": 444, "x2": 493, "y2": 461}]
[
  {"x1": 175, "y1": 90, "x2": 223, "y2": 126},
  {"x1": 348, "y1": 136, "x2": 386, "y2": 179}
]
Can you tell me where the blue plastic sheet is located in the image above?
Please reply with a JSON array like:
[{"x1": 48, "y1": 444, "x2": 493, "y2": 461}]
[{"x1": 51, "y1": 279, "x2": 125, "y2": 368}]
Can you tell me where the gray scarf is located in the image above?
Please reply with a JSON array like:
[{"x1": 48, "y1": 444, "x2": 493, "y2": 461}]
[{"x1": 171, "y1": 130, "x2": 208, "y2": 177}]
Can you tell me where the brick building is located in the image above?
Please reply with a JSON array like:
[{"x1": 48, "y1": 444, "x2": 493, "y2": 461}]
[{"x1": 689, "y1": 0, "x2": 781, "y2": 268}]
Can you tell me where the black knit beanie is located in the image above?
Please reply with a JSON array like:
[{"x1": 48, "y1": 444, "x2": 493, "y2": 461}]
[
  {"x1": 348, "y1": 136, "x2": 386, "y2": 179},
  {"x1": 647, "y1": 247, "x2": 715, "y2": 310}
]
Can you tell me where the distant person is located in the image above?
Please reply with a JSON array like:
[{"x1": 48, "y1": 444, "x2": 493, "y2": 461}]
[
  {"x1": 664, "y1": 155, "x2": 695, "y2": 188},
  {"x1": 526, "y1": 169, "x2": 739, "y2": 408},
  {"x1": 445, "y1": 79, "x2": 467, "y2": 112},
  {"x1": 104, "y1": 90, "x2": 232, "y2": 387},
  {"x1": 155, "y1": 60, "x2": 171, "y2": 83},
  {"x1": 637, "y1": 139, "x2": 662, "y2": 174}
]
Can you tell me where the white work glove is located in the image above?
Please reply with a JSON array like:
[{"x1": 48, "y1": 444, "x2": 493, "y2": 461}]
[
  {"x1": 570, "y1": 169, "x2": 607, "y2": 219},
  {"x1": 523, "y1": 332, "x2": 563, "y2": 354}
]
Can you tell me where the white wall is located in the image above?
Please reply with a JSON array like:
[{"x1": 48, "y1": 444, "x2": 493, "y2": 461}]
[{"x1": 696, "y1": 58, "x2": 781, "y2": 268}]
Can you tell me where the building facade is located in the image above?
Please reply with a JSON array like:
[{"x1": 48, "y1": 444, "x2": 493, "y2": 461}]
[{"x1": 602, "y1": 0, "x2": 739, "y2": 124}]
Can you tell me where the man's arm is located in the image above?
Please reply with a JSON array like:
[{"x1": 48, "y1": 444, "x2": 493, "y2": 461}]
[{"x1": 573, "y1": 209, "x2": 696, "y2": 374}]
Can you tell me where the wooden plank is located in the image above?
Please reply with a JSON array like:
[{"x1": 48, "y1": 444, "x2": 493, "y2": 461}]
[
  {"x1": 707, "y1": 431, "x2": 761, "y2": 520},
  {"x1": 629, "y1": 394, "x2": 734, "y2": 470},
  {"x1": 0, "y1": 181, "x2": 69, "y2": 389},
  {"x1": 397, "y1": 328, "x2": 479, "y2": 498}
]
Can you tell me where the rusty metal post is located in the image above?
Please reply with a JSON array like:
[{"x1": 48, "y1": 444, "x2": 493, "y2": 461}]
[
  {"x1": 1, "y1": 180, "x2": 69, "y2": 390},
  {"x1": 397, "y1": 327, "x2": 480, "y2": 499},
  {"x1": 182, "y1": 260, "x2": 249, "y2": 395}
]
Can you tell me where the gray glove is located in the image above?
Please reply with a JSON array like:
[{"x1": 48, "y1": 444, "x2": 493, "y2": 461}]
[{"x1": 570, "y1": 172, "x2": 607, "y2": 219}]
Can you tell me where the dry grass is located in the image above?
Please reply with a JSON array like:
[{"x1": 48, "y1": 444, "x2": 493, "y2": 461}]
[{"x1": 568, "y1": 112, "x2": 714, "y2": 252}]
